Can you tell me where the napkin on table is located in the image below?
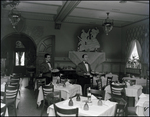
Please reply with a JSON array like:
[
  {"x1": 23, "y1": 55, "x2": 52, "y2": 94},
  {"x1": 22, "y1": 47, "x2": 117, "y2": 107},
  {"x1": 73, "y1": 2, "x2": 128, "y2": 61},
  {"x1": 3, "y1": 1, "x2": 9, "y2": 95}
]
[
  {"x1": 139, "y1": 93, "x2": 147, "y2": 98},
  {"x1": 91, "y1": 94, "x2": 97, "y2": 100}
]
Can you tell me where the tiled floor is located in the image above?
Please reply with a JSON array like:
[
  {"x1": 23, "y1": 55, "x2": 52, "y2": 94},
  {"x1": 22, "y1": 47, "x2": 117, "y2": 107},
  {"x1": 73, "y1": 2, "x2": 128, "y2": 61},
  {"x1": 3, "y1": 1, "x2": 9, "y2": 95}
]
[{"x1": 9, "y1": 77, "x2": 48, "y2": 116}]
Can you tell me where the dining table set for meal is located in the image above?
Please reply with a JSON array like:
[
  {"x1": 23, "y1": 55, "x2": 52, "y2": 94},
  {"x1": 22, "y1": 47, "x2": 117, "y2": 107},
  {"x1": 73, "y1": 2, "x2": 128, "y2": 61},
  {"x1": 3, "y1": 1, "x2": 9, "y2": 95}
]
[
  {"x1": 37, "y1": 80, "x2": 82, "y2": 107},
  {"x1": 123, "y1": 77, "x2": 146, "y2": 86},
  {"x1": 135, "y1": 93, "x2": 149, "y2": 116},
  {"x1": 92, "y1": 72, "x2": 119, "y2": 87},
  {"x1": 104, "y1": 82, "x2": 143, "y2": 105},
  {"x1": 47, "y1": 95, "x2": 117, "y2": 116}
]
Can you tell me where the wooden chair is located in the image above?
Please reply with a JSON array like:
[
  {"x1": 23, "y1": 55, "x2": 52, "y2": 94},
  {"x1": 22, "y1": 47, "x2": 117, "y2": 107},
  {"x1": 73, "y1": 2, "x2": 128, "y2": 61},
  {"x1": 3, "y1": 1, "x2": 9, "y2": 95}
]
[
  {"x1": 130, "y1": 80, "x2": 136, "y2": 86},
  {"x1": 4, "y1": 84, "x2": 19, "y2": 116},
  {"x1": 46, "y1": 90, "x2": 61, "y2": 105},
  {"x1": 115, "y1": 98, "x2": 127, "y2": 116},
  {"x1": 88, "y1": 88, "x2": 105, "y2": 100},
  {"x1": 53, "y1": 103, "x2": 78, "y2": 116},
  {"x1": 41, "y1": 84, "x2": 54, "y2": 116},
  {"x1": 106, "y1": 76, "x2": 113, "y2": 86},
  {"x1": 68, "y1": 79, "x2": 77, "y2": 84},
  {"x1": 8, "y1": 79, "x2": 21, "y2": 97},
  {"x1": 115, "y1": 103, "x2": 127, "y2": 116},
  {"x1": 35, "y1": 77, "x2": 46, "y2": 99},
  {"x1": 110, "y1": 83, "x2": 126, "y2": 102},
  {"x1": 84, "y1": 84, "x2": 105, "y2": 99},
  {"x1": 96, "y1": 78, "x2": 102, "y2": 90}
]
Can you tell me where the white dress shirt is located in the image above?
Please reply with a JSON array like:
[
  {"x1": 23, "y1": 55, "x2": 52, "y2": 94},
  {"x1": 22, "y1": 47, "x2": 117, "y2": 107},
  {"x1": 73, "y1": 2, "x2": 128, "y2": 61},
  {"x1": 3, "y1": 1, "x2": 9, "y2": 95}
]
[{"x1": 84, "y1": 61, "x2": 89, "y2": 72}]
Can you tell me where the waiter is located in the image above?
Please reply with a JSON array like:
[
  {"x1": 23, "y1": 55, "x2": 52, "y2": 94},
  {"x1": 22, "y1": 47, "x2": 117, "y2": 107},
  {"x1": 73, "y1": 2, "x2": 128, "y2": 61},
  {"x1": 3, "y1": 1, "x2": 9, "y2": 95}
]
[
  {"x1": 76, "y1": 54, "x2": 93, "y2": 95},
  {"x1": 40, "y1": 53, "x2": 52, "y2": 84}
]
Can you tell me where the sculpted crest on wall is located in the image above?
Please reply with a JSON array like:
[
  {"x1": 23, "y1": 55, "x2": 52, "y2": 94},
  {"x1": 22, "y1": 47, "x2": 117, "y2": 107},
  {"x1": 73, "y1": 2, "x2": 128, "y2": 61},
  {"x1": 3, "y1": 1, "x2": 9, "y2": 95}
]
[{"x1": 77, "y1": 27, "x2": 100, "y2": 52}]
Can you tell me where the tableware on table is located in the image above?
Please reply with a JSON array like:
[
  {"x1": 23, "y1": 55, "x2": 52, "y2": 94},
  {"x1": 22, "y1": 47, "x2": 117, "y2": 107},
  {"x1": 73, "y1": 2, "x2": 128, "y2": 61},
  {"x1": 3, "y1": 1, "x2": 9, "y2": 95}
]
[
  {"x1": 83, "y1": 101, "x2": 89, "y2": 110},
  {"x1": 68, "y1": 97, "x2": 73, "y2": 106},
  {"x1": 76, "y1": 93, "x2": 81, "y2": 101},
  {"x1": 97, "y1": 97, "x2": 102, "y2": 106}
]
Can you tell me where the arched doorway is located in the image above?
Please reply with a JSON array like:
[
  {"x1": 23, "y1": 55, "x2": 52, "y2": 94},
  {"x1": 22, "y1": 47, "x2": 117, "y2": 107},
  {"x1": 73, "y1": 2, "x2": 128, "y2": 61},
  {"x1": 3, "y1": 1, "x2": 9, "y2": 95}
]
[{"x1": 1, "y1": 33, "x2": 36, "y2": 76}]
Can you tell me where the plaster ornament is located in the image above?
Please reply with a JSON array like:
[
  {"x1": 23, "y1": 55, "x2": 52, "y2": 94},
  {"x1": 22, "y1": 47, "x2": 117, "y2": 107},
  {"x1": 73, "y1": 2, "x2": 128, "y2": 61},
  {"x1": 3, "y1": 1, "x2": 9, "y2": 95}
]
[{"x1": 77, "y1": 27, "x2": 100, "y2": 52}]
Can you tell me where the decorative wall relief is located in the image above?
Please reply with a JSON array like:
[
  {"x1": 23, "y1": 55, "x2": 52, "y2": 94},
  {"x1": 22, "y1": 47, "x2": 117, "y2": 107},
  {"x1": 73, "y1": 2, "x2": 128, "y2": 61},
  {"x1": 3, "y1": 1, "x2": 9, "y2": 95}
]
[{"x1": 77, "y1": 27, "x2": 100, "y2": 52}]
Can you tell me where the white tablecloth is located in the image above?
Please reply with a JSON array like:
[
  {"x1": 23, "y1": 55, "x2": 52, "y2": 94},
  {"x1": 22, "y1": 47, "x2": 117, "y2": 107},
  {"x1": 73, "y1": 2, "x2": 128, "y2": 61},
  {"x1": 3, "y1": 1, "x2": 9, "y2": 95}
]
[
  {"x1": 135, "y1": 93, "x2": 149, "y2": 116},
  {"x1": 104, "y1": 85, "x2": 142, "y2": 105},
  {"x1": 47, "y1": 96, "x2": 117, "y2": 116},
  {"x1": 123, "y1": 77, "x2": 146, "y2": 86},
  {"x1": 1, "y1": 103, "x2": 9, "y2": 116},
  {"x1": 1, "y1": 83, "x2": 20, "y2": 108},
  {"x1": 37, "y1": 83, "x2": 82, "y2": 107}
]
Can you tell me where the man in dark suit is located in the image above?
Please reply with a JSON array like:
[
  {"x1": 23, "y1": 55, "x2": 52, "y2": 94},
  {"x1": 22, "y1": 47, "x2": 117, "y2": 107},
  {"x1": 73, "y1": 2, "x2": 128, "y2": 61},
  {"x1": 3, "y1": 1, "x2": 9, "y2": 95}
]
[
  {"x1": 76, "y1": 54, "x2": 93, "y2": 95},
  {"x1": 40, "y1": 53, "x2": 52, "y2": 84}
]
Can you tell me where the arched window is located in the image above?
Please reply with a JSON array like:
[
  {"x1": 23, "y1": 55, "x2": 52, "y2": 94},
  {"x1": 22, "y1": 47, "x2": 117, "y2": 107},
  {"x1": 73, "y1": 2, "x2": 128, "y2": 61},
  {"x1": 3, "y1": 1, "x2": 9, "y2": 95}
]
[{"x1": 126, "y1": 39, "x2": 142, "y2": 69}]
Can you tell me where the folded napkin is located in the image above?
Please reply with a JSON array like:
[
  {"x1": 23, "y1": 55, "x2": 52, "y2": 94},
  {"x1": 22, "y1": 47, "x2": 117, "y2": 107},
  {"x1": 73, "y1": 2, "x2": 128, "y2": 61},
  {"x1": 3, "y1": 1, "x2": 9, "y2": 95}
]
[
  {"x1": 1, "y1": 103, "x2": 6, "y2": 108},
  {"x1": 65, "y1": 81, "x2": 70, "y2": 86},
  {"x1": 91, "y1": 94, "x2": 97, "y2": 100},
  {"x1": 139, "y1": 93, "x2": 147, "y2": 98}
]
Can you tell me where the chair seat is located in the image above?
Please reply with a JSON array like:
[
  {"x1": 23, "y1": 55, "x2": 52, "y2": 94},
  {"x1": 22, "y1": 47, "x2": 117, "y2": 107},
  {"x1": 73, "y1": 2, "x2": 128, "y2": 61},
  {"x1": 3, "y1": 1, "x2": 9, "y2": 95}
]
[{"x1": 6, "y1": 98, "x2": 16, "y2": 106}]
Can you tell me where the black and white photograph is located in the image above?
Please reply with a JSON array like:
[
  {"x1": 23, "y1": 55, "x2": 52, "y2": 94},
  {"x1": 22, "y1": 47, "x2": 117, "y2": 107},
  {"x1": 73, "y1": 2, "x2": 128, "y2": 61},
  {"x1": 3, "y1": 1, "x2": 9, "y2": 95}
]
[{"x1": 1, "y1": 0, "x2": 149, "y2": 116}]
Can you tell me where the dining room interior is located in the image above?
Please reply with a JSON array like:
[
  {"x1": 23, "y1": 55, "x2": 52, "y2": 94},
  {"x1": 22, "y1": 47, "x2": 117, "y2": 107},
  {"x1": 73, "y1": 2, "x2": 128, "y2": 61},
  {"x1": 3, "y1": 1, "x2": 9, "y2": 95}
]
[{"x1": 1, "y1": 0, "x2": 149, "y2": 116}]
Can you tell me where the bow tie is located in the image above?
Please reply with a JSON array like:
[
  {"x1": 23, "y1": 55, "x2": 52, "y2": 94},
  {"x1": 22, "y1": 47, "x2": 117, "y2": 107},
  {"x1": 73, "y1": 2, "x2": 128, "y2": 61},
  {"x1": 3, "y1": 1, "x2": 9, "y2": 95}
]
[{"x1": 84, "y1": 62, "x2": 88, "y2": 64}]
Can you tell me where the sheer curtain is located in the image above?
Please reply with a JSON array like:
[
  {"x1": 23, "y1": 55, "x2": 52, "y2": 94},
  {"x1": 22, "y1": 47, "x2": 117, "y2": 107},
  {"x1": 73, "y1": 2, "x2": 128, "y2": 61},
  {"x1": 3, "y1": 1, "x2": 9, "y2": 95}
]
[
  {"x1": 126, "y1": 40, "x2": 135, "y2": 62},
  {"x1": 135, "y1": 40, "x2": 142, "y2": 61}
]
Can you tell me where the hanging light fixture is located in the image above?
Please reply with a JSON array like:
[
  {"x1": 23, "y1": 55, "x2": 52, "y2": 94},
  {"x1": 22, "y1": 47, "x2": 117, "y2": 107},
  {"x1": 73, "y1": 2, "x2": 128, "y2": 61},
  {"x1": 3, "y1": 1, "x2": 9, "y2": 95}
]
[
  {"x1": 102, "y1": 12, "x2": 114, "y2": 35},
  {"x1": 4, "y1": 0, "x2": 21, "y2": 29}
]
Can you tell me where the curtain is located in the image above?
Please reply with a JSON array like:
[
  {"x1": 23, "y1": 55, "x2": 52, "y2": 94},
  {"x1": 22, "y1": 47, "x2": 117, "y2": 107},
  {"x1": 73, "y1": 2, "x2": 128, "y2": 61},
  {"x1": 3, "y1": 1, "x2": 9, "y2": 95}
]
[
  {"x1": 135, "y1": 39, "x2": 142, "y2": 61},
  {"x1": 126, "y1": 40, "x2": 135, "y2": 62},
  {"x1": 17, "y1": 52, "x2": 23, "y2": 66}
]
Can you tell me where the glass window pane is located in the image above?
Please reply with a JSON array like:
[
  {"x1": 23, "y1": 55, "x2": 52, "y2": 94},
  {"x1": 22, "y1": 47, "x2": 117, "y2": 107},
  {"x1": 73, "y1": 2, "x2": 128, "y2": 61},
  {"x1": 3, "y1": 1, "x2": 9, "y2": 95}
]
[
  {"x1": 16, "y1": 52, "x2": 19, "y2": 66},
  {"x1": 20, "y1": 52, "x2": 25, "y2": 66}
]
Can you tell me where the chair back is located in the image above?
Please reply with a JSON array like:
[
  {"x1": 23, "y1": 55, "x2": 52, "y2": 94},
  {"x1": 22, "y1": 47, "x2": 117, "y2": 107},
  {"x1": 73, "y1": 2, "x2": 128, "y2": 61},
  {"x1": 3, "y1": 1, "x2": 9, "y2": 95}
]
[
  {"x1": 96, "y1": 79, "x2": 102, "y2": 90},
  {"x1": 143, "y1": 101, "x2": 149, "y2": 116},
  {"x1": 130, "y1": 80, "x2": 136, "y2": 86},
  {"x1": 37, "y1": 78, "x2": 46, "y2": 88},
  {"x1": 89, "y1": 89, "x2": 105, "y2": 100},
  {"x1": 9, "y1": 79, "x2": 20, "y2": 87},
  {"x1": 4, "y1": 84, "x2": 19, "y2": 101},
  {"x1": 106, "y1": 76, "x2": 113, "y2": 86},
  {"x1": 68, "y1": 79, "x2": 77, "y2": 84},
  {"x1": 110, "y1": 83, "x2": 126, "y2": 99},
  {"x1": 46, "y1": 90, "x2": 61, "y2": 105},
  {"x1": 53, "y1": 103, "x2": 78, "y2": 116},
  {"x1": 42, "y1": 84, "x2": 54, "y2": 98}
]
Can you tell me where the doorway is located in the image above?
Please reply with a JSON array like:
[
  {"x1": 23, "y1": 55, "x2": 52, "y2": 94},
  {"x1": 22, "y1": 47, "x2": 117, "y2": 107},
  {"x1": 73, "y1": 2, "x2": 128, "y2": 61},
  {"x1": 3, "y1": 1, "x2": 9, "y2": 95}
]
[{"x1": 1, "y1": 33, "x2": 36, "y2": 76}]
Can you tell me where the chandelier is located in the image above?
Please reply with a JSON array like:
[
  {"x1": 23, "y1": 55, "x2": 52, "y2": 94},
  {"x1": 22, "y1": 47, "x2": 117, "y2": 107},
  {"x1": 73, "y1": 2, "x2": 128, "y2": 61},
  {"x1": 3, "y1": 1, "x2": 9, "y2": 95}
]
[
  {"x1": 4, "y1": 0, "x2": 21, "y2": 29},
  {"x1": 102, "y1": 12, "x2": 114, "y2": 35}
]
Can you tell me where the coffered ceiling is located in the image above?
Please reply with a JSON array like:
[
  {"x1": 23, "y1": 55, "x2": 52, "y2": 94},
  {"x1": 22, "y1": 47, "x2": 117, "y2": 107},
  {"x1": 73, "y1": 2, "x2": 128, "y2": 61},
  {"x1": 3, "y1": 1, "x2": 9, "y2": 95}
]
[{"x1": 1, "y1": 1, "x2": 149, "y2": 27}]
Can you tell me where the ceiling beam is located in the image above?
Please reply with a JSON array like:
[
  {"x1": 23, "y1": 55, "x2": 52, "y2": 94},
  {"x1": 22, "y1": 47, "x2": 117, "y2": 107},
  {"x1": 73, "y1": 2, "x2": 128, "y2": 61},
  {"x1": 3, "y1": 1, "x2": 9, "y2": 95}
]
[{"x1": 54, "y1": 1, "x2": 81, "y2": 23}]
